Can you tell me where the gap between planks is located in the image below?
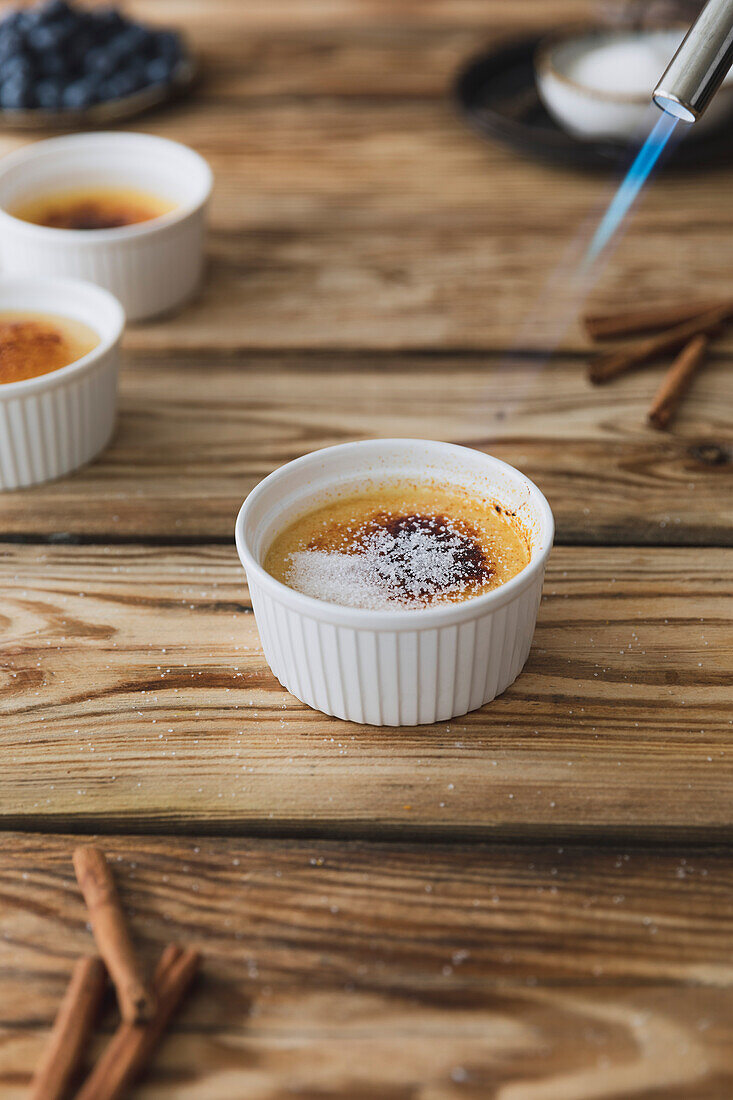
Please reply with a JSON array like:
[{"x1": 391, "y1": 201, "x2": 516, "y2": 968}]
[
  {"x1": 3, "y1": 828, "x2": 732, "y2": 1098},
  {"x1": 2, "y1": 543, "x2": 730, "y2": 840}
]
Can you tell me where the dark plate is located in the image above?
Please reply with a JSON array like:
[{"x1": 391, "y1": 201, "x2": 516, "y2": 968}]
[
  {"x1": 0, "y1": 51, "x2": 196, "y2": 131},
  {"x1": 454, "y1": 35, "x2": 733, "y2": 171}
]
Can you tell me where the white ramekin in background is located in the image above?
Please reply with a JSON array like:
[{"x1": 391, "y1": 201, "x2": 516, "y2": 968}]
[
  {"x1": 236, "y1": 439, "x2": 554, "y2": 726},
  {"x1": 0, "y1": 132, "x2": 212, "y2": 322},
  {"x1": 535, "y1": 28, "x2": 733, "y2": 141},
  {"x1": 0, "y1": 276, "x2": 124, "y2": 490}
]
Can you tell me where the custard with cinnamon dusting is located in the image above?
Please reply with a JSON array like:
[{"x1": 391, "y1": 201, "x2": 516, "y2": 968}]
[{"x1": 0, "y1": 311, "x2": 99, "y2": 385}]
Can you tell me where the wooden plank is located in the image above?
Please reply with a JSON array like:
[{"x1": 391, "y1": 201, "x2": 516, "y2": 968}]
[
  {"x1": 0, "y1": 0, "x2": 593, "y2": 115},
  {"x1": 0, "y1": 24, "x2": 730, "y2": 354},
  {"x1": 1, "y1": 543, "x2": 730, "y2": 838},
  {"x1": 124, "y1": 1, "x2": 591, "y2": 99},
  {"x1": 0, "y1": 832, "x2": 731, "y2": 1098},
  {"x1": 2, "y1": 354, "x2": 730, "y2": 543},
  {"x1": 122, "y1": 103, "x2": 733, "y2": 355},
  {"x1": 121, "y1": 0, "x2": 592, "y2": 34}
]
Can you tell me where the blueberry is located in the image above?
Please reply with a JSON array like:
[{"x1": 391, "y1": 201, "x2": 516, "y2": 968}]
[
  {"x1": 91, "y1": 7, "x2": 125, "y2": 37},
  {"x1": 0, "y1": 29, "x2": 24, "y2": 63},
  {"x1": 65, "y1": 28, "x2": 96, "y2": 67},
  {"x1": 13, "y1": 9, "x2": 37, "y2": 35},
  {"x1": 98, "y1": 73, "x2": 123, "y2": 99},
  {"x1": 83, "y1": 44, "x2": 119, "y2": 76},
  {"x1": 0, "y1": 75, "x2": 34, "y2": 108},
  {"x1": 19, "y1": 5, "x2": 47, "y2": 30},
  {"x1": 37, "y1": 49, "x2": 68, "y2": 78},
  {"x1": 98, "y1": 68, "x2": 141, "y2": 100},
  {"x1": 35, "y1": 76, "x2": 63, "y2": 108},
  {"x1": 0, "y1": 54, "x2": 34, "y2": 82},
  {"x1": 41, "y1": 0, "x2": 73, "y2": 19},
  {"x1": 115, "y1": 67, "x2": 142, "y2": 94},
  {"x1": 110, "y1": 24, "x2": 153, "y2": 59},
  {"x1": 95, "y1": 79, "x2": 113, "y2": 102},
  {"x1": 144, "y1": 56, "x2": 173, "y2": 86},
  {"x1": 0, "y1": 13, "x2": 26, "y2": 35},
  {"x1": 125, "y1": 58, "x2": 148, "y2": 82},
  {"x1": 61, "y1": 74, "x2": 99, "y2": 109},
  {"x1": 27, "y1": 22, "x2": 69, "y2": 52},
  {"x1": 153, "y1": 30, "x2": 182, "y2": 63}
]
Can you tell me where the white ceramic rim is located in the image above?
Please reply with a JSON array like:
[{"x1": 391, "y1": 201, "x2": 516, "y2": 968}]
[
  {"x1": 0, "y1": 131, "x2": 213, "y2": 243},
  {"x1": 0, "y1": 275, "x2": 125, "y2": 397},
  {"x1": 535, "y1": 25, "x2": 705, "y2": 107},
  {"x1": 235, "y1": 439, "x2": 554, "y2": 632}
]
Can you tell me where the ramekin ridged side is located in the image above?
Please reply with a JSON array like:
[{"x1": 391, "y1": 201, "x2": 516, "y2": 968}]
[
  {"x1": 0, "y1": 133, "x2": 212, "y2": 322},
  {"x1": 0, "y1": 277, "x2": 124, "y2": 491},
  {"x1": 236, "y1": 439, "x2": 554, "y2": 726},
  {"x1": 247, "y1": 569, "x2": 545, "y2": 725},
  {"x1": 0, "y1": 213, "x2": 206, "y2": 323}
]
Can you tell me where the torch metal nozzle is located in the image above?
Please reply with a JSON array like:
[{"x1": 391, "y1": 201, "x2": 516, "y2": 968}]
[{"x1": 654, "y1": 0, "x2": 733, "y2": 121}]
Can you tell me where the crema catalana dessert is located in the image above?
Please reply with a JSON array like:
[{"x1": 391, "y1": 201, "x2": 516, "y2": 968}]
[
  {"x1": 0, "y1": 310, "x2": 99, "y2": 384},
  {"x1": 12, "y1": 186, "x2": 176, "y2": 231},
  {"x1": 264, "y1": 479, "x2": 530, "y2": 611}
]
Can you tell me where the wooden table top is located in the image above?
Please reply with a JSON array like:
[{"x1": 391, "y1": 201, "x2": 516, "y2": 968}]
[{"x1": 1, "y1": 1, "x2": 731, "y2": 1096}]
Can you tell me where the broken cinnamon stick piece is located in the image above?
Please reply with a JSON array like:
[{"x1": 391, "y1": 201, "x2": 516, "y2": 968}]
[
  {"x1": 588, "y1": 303, "x2": 730, "y2": 384},
  {"x1": 75, "y1": 944, "x2": 199, "y2": 1100},
  {"x1": 584, "y1": 299, "x2": 728, "y2": 341},
  {"x1": 29, "y1": 955, "x2": 107, "y2": 1100},
  {"x1": 73, "y1": 846, "x2": 156, "y2": 1024},
  {"x1": 648, "y1": 334, "x2": 709, "y2": 430}
]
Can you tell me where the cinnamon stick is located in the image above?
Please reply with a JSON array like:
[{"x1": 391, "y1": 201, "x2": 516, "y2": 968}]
[
  {"x1": 587, "y1": 303, "x2": 731, "y2": 384},
  {"x1": 73, "y1": 846, "x2": 155, "y2": 1024},
  {"x1": 584, "y1": 299, "x2": 728, "y2": 341},
  {"x1": 76, "y1": 944, "x2": 199, "y2": 1100},
  {"x1": 648, "y1": 334, "x2": 709, "y2": 430},
  {"x1": 29, "y1": 955, "x2": 107, "y2": 1100}
]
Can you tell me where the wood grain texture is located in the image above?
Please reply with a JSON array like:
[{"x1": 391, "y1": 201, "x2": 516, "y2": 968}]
[
  {"x1": 2, "y1": 353, "x2": 731, "y2": 542},
  {"x1": 0, "y1": 1, "x2": 731, "y2": 1090},
  {"x1": 0, "y1": 7, "x2": 730, "y2": 356},
  {"x1": 127, "y1": 127, "x2": 733, "y2": 354},
  {"x1": 1, "y1": 542, "x2": 730, "y2": 837},
  {"x1": 1, "y1": 833, "x2": 732, "y2": 1099},
  {"x1": 124, "y1": 0, "x2": 592, "y2": 99}
]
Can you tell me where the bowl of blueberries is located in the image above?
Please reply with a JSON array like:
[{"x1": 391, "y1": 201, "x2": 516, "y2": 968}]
[{"x1": 0, "y1": 0, "x2": 194, "y2": 125}]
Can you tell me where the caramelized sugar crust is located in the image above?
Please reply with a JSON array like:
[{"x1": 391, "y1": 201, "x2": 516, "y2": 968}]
[
  {"x1": 0, "y1": 311, "x2": 100, "y2": 384},
  {"x1": 12, "y1": 186, "x2": 176, "y2": 230},
  {"x1": 265, "y1": 480, "x2": 531, "y2": 610}
]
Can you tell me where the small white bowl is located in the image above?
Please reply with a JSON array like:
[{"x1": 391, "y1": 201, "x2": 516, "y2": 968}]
[
  {"x1": 0, "y1": 132, "x2": 212, "y2": 322},
  {"x1": 235, "y1": 439, "x2": 554, "y2": 726},
  {"x1": 0, "y1": 276, "x2": 124, "y2": 490},
  {"x1": 536, "y1": 28, "x2": 733, "y2": 141}
]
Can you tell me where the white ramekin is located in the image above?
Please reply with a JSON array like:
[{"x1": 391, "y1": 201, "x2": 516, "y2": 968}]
[
  {"x1": 535, "y1": 28, "x2": 733, "y2": 141},
  {"x1": 235, "y1": 439, "x2": 554, "y2": 726},
  {"x1": 0, "y1": 132, "x2": 212, "y2": 322},
  {"x1": 0, "y1": 276, "x2": 124, "y2": 490}
]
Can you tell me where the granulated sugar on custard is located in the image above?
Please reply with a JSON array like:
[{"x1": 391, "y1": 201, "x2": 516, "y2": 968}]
[{"x1": 264, "y1": 481, "x2": 531, "y2": 610}]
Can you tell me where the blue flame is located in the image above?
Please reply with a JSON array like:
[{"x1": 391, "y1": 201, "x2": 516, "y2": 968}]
[{"x1": 584, "y1": 112, "x2": 679, "y2": 266}]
